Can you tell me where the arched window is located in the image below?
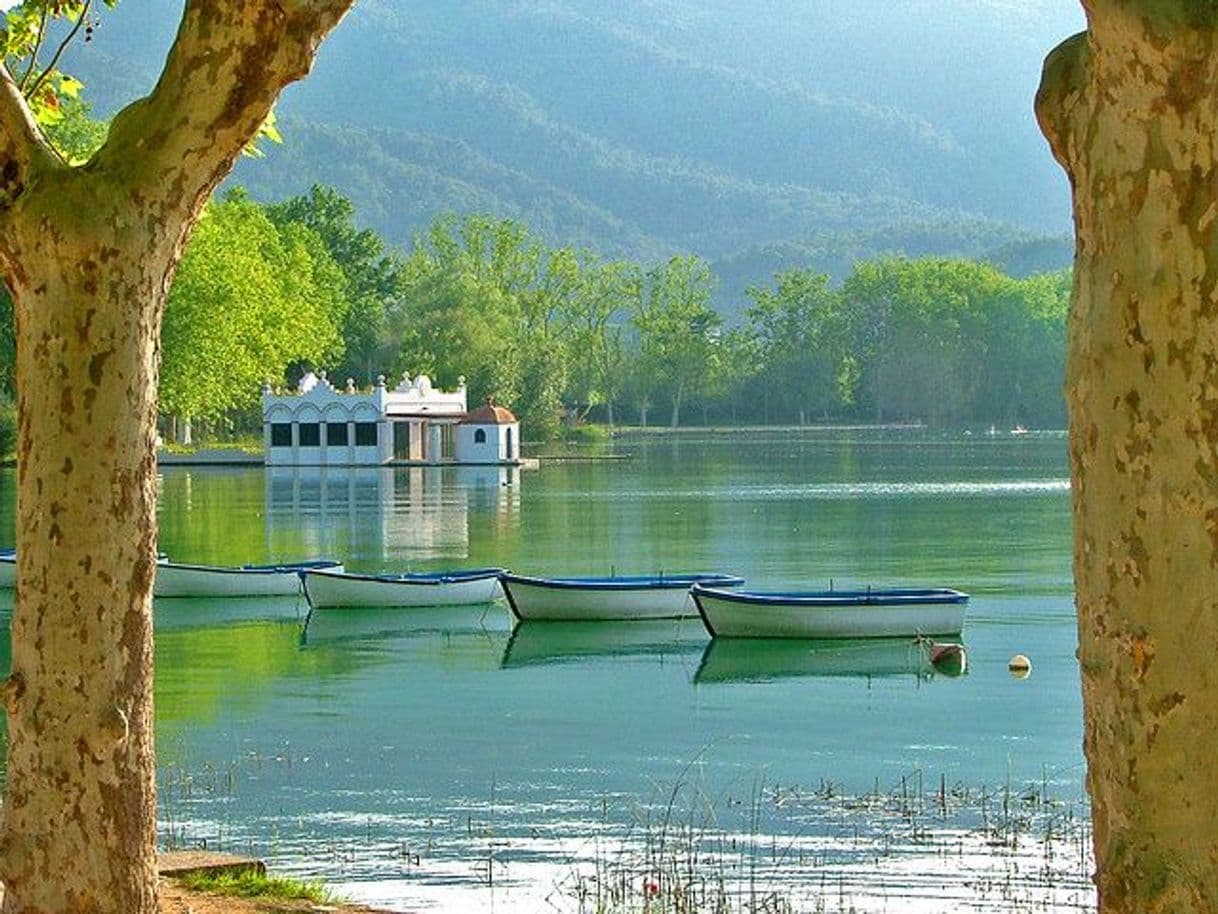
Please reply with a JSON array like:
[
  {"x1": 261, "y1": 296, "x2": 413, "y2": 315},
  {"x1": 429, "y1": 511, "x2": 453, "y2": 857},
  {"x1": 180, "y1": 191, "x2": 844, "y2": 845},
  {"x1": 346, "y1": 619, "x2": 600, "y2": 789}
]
[{"x1": 474, "y1": 429, "x2": 487, "y2": 444}]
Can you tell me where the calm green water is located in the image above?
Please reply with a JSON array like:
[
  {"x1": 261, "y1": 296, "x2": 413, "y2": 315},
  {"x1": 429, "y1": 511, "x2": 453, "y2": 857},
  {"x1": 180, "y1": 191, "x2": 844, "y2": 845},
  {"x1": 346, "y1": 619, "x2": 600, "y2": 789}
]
[{"x1": 0, "y1": 430, "x2": 1092, "y2": 912}]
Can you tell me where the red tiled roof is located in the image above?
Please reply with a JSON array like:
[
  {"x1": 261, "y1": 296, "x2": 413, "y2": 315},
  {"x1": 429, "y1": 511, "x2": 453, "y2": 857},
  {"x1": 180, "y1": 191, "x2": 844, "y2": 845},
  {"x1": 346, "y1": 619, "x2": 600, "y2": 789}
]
[{"x1": 460, "y1": 401, "x2": 518, "y2": 425}]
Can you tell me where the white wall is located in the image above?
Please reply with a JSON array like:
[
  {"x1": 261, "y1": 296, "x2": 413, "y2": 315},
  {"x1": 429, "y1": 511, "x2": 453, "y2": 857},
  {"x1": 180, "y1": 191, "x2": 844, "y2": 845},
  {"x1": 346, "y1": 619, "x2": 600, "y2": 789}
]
[{"x1": 455, "y1": 424, "x2": 519, "y2": 463}]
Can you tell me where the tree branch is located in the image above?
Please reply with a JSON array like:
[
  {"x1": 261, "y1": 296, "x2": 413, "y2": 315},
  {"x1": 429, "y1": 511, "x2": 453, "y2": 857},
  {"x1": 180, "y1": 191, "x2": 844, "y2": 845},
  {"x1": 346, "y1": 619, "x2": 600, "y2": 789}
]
[
  {"x1": 0, "y1": 63, "x2": 53, "y2": 189},
  {"x1": 97, "y1": 0, "x2": 355, "y2": 220},
  {"x1": 18, "y1": 4, "x2": 50, "y2": 92},
  {"x1": 0, "y1": 63, "x2": 56, "y2": 276},
  {"x1": 25, "y1": 0, "x2": 94, "y2": 101},
  {"x1": 1035, "y1": 31, "x2": 1092, "y2": 173}
]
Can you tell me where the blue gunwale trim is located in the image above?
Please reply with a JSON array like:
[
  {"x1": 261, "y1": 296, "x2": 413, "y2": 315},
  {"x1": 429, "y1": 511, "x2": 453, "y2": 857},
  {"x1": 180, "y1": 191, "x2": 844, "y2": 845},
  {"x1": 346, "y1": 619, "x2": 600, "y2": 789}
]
[
  {"x1": 690, "y1": 585, "x2": 969, "y2": 607},
  {"x1": 159, "y1": 559, "x2": 342, "y2": 576},
  {"x1": 305, "y1": 567, "x2": 505, "y2": 585},
  {"x1": 500, "y1": 572, "x2": 745, "y2": 591}
]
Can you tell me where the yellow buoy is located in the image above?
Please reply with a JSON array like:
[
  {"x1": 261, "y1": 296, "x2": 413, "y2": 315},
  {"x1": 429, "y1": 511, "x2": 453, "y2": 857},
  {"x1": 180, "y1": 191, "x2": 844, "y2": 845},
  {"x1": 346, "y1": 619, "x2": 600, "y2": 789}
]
[{"x1": 1009, "y1": 654, "x2": 1032, "y2": 679}]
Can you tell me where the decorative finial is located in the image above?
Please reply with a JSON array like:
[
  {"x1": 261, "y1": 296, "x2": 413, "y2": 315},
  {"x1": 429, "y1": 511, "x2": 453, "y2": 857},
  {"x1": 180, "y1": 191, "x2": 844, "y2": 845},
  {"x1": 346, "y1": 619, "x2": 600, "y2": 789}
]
[
  {"x1": 376, "y1": 374, "x2": 386, "y2": 387},
  {"x1": 262, "y1": 379, "x2": 272, "y2": 394},
  {"x1": 345, "y1": 378, "x2": 355, "y2": 393},
  {"x1": 457, "y1": 375, "x2": 467, "y2": 388}
]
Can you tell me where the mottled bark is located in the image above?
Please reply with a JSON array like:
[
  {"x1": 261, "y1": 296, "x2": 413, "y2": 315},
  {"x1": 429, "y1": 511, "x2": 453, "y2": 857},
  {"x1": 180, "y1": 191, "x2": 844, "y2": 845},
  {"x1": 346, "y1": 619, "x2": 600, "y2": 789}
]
[
  {"x1": 0, "y1": 2, "x2": 354, "y2": 912},
  {"x1": 1037, "y1": 5, "x2": 1218, "y2": 911},
  {"x1": 2, "y1": 173, "x2": 167, "y2": 914}
]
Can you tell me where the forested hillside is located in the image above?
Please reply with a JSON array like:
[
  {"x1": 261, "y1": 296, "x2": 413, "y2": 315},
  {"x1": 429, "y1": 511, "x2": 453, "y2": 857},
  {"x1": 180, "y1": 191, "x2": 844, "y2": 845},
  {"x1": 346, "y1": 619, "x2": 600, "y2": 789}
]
[{"x1": 63, "y1": 0, "x2": 1080, "y2": 307}]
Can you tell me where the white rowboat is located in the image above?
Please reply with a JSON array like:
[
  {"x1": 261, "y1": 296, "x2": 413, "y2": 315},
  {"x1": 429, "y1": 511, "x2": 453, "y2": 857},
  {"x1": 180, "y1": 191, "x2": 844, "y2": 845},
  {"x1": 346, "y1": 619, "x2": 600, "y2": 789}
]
[
  {"x1": 302, "y1": 567, "x2": 505, "y2": 608},
  {"x1": 501, "y1": 572, "x2": 745, "y2": 622},
  {"x1": 692, "y1": 585, "x2": 969, "y2": 639},
  {"x1": 153, "y1": 559, "x2": 342, "y2": 598}
]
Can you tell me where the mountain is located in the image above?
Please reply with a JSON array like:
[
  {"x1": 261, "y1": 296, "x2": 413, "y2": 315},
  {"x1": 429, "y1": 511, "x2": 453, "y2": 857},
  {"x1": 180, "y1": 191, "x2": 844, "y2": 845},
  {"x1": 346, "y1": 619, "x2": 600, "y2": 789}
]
[{"x1": 65, "y1": 1, "x2": 1082, "y2": 299}]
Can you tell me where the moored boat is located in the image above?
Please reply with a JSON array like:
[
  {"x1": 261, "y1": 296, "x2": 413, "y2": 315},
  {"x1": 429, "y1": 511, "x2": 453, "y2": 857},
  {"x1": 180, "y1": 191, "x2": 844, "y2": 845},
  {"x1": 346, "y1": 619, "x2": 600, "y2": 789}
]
[
  {"x1": 0, "y1": 548, "x2": 13, "y2": 588},
  {"x1": 302, "y1": 567, "x2": 505, "y2": 608},
  {"x1": 153, "y1": 559, "x2": 342, "y2": 598},
  {"x1": 500, "y1": 572, "x2": 745, "y2": 621},
  {"x1": 691, "y1": 585, "x2": 969, "y2": 639}
]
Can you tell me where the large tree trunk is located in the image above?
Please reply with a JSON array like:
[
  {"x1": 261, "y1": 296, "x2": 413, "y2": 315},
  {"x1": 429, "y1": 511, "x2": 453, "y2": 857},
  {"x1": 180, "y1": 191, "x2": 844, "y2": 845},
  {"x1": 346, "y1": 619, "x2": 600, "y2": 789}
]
[
  {"x1": 1038, "y1": 7, "x2": 1218, "y2": 911},
  {"x1": 2, "y1": 176, "x2": 176, "y2": 912},
  {"x1": 0, "y1": 5, "x2": 355, "y2": 912}
]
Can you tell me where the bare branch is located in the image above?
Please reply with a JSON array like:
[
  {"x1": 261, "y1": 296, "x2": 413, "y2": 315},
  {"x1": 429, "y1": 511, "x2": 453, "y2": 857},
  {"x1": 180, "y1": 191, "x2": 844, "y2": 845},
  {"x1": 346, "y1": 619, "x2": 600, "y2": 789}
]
[{"x1": 97, "y1": 0, "x2": 355, "y2": 219}]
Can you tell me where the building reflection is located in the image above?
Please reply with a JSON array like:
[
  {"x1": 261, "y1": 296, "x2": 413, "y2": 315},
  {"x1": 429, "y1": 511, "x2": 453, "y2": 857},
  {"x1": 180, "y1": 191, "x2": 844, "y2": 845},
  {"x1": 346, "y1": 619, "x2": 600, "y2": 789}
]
[{"x1": 264, "y1": 465, "x2": 520, "y2": 567}]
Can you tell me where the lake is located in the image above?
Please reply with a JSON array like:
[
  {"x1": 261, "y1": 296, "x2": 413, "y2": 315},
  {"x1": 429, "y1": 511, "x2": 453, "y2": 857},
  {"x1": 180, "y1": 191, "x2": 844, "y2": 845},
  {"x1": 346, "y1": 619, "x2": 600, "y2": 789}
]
[{"x1": 0, "y1": 429, "x2": 1095, "y2": 912}]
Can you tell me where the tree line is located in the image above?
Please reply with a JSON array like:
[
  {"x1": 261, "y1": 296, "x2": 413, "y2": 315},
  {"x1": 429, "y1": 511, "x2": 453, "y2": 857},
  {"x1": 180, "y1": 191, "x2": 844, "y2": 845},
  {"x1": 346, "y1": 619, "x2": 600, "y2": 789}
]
[{"x1": 0, "y1": 185, "x2": 1069, "y2": 442}]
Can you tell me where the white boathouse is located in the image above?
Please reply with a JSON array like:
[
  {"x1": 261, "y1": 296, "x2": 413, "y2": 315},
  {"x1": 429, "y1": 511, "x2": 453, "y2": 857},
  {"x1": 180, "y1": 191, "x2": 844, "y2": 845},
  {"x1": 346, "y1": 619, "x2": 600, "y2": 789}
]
[
  {"x1": 455, "y1": 400, "x2": 521, "y2": 463},
  {"x1": 262, "y1": 371, "x2": 520, "y2": 466}
]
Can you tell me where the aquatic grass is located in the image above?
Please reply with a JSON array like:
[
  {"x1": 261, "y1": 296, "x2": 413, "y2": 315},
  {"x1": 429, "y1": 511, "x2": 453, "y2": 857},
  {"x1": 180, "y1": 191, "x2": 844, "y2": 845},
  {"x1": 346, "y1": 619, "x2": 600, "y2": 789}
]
[
  {"x1": 177, "y1": 870, "x2": 333, "y2": 903},
  {"x1": 548, "y1": 766, "x2": 1093, "y2": 913},
  {"x1": 156, "y1": 752, "x2": 1093, "y2": 913}
]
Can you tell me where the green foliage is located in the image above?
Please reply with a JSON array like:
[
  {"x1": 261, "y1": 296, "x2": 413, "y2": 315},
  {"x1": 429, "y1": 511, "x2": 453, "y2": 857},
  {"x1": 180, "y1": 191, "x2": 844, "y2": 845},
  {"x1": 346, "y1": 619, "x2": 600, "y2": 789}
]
[
  {"x1": 746, "y1": 270, "x2": 852, "y2": 422},
  {"x1": 0, "y1": 395, "x2": 15, "y2": 460},
  {"x1": 567, "y1": 423, "x2": 609, "y2": 444},
  {"x1": 268, "y1": 185, "x2": 406, "y2": 385},
  {"x1": 378, "y1": 210, "x2": 1066, "y2": 432},
  {"x1": 396, "y1": 214, "x2": 574, "y2": 439},
  {"x1": 42, "y1": 95, "x2": 107, "y2": 163},
  {"x1": 840, "y1": 258, "x2": 1069, "y2": 426},
  {"x1": 177, "y1": 870, "x2": 331, "y2": 903},
  {"x1": 560, "y1": 258, "x2": 640, "y2": 423},
  {"x1": 0, "y1": 284, "x2": 13, "y2": 398},
  {"x1": 160, "y1": 191, "x2": 347, "y2": 423},
  {"x1": 134, "y1": 191, "x2": 1068, "y2": 439},
  {"x1": 634, "y1": 256, "x2": 721, "y2": 427},
  {"x1": 2, "y1": 0, "x2": 117, "y2": 160}
]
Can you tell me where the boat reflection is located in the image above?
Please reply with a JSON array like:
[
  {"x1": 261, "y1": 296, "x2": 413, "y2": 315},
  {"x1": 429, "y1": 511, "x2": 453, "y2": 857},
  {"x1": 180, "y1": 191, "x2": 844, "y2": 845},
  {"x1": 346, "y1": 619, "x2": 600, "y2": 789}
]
[
  {"x1": 501, "y1": 620, "x2": 705, "y2": 669},
  {"x1": 153, "y1": 595, "x2": 309, "y2": 630},
  {"x1": 694, "y1": 637, "x2": 968, "y2": 684},
  {"x1": 301, "y1": 604, "x2": 513, "y2": 647}
]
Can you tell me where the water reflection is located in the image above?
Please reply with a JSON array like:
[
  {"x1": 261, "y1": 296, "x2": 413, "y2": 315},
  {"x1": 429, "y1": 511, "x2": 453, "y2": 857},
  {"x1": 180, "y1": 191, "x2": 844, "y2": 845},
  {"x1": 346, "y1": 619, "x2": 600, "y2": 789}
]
[
  {"x1": 264, "y1": 465, "x2": 521, "y2": 567},
  {"x1": 302, "y1": 604, "x2": 512, "y2": 647},
  {"x1": 154, "y1": 595, "x2": 309, "y2": 630},
  {"x1": 500, "y1": 620, "x2": 705, "y2": 668},
  {"x1": 694, "y1": 636, "x2": 965, "y2": 684},
  {"x1": 0, "y1": 433, "x2": 1090, "y2": 912}
]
